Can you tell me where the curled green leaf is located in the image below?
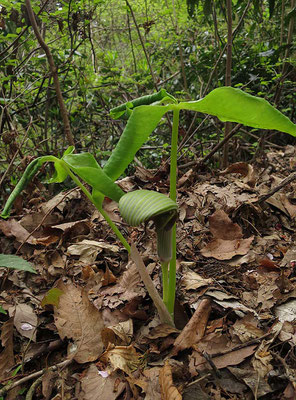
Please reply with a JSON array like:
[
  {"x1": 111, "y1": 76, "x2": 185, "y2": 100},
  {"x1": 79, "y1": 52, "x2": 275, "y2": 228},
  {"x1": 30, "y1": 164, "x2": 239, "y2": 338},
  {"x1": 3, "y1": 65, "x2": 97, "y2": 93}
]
[
  {"x1": 110, "y1": 89, "x2": 176, "y2": 119},
  {"x1": 1, "y1": 158, "x2": 43, "y2": 218},
  {"x1": 119, "y1": 190, "x2": 177, "y2": 262}
]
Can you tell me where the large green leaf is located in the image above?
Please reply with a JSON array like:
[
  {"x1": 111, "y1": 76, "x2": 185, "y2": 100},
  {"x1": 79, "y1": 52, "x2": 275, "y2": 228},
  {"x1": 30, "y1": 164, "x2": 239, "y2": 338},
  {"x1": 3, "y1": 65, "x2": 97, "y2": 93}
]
[
  {"x1": 178, "y1": 87, "x2": 296, "y2": 136},
  {"x1": 63, "y1": 152, "x2": 124, "y2": 202},
  {"x1": 0, "y1": 254, "x2": 37, "y2": 273},
  {"x1": 106, "y1": 87, "x2": 296, "y2": 183},
  {"x1": 104, "y1": 105, "x2": 171, "y2": 181}
]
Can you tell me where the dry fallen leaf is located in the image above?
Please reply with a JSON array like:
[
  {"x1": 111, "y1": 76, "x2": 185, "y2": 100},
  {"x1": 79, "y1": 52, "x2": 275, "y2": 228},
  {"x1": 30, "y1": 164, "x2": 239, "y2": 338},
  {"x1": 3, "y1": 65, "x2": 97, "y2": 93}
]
[
  {"x1": 100, "y1": 344, "x2": 144, "y2": 376},
  {"x1": 132, "y1": 367, "x2": 162, "y2": 400},
  {"x1": 208, "y1": 209, "x2": 243, "y2": 240},
  {"x1": 54, "y1": 281, "x2": 104, "y2": 363},
  {"x1": 67, "y1": 239, "x2": 119, "y2": 264},
  {"x1": 0, "y1": 317, "x2": 14, "y2": 380},
  {"x1": 159, "y1": 361, "x2": 182, "y2": 400},
  {"x1": 0, "y1": 219, "x2": 36, "y2": 244},
  {"x1": 40, "y1": 189, "x2": 81, "y2": 213},
  {"x1": 10, "y1": 303, "x2": 37, "y2": 342},
  {"x1": 181, "y1": 268, "x2": 213, "y2": 290},
  {"x1": 172, "y1": 298, "x2": 211, "y2": 355},
  {"x1": 78, "y1": 364, "x2": 125, "y2": 400},
  {"x1": 201, "y1": 210, "x2": 253, "y2": 260},
  {"x1": 145, "y1": 323, "x2": 180, "y2": 340},
  {"x1": 201, "y1": 237, "x2": 254, "y2": 260},
  {"x1": 221, "y1": 162, "x2": 257, "y2": 187},
  {"x1": 101, "y1": 319, "x2": 133, "y2": 346},
  {"x1": 231, "y1": 313, "x2": 264, "y2": 342},
  {"x1": 210, "y1": 345, "x2": 257, "y2": 369},
  {"x1": 228, "y1": 366, "x2": 273, "y2": 397}
]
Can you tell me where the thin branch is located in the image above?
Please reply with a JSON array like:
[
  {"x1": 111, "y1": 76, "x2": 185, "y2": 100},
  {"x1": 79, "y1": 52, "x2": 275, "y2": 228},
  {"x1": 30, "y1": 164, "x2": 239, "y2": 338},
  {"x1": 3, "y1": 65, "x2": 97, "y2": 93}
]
[
  {"x1": 179, "y1": 123, "x2": 242, "y2": 169},
  {"x1": 203, "y1": 0, "x2": 251, "y2": 95},
  {"x1": 257, "y1": 171, "x2": 296, "y2": 204},
  {"x1": 125, "y1": 0, "x2": 158, "y2": 91},
  {"x1": 0, "y1": 0, "x2": 51, "y2": 59},
  {"x1": 0, "y1": 118, "x2": 33, "y2": 187},
  {"x1": 0, "y1": 359, "x2": 72, "y2": 397},
  {"x1": 25, "y1": 0, "x2": 75, "y2": 147}
]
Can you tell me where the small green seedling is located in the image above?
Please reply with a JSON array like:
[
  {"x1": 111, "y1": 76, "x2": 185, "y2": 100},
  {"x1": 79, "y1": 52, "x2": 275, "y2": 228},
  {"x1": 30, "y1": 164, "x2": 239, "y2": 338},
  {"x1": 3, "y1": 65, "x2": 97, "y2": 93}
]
[{"x1": 2, "y1": 87, "x2": 296, "y2": 324}]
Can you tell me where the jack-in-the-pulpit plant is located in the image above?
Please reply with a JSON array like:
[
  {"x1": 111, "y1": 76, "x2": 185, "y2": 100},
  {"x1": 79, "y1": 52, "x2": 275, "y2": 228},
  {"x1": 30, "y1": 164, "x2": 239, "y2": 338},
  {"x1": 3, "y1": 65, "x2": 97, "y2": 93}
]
[{"x1": 2, "y1": 87, "x2": 296, "y2": 324}]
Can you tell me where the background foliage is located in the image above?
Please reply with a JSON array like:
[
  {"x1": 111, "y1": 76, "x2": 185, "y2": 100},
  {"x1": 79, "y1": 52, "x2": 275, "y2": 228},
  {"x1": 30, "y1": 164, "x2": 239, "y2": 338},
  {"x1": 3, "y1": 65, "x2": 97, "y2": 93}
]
[{"x1": 0, "y1": 0, "x2": 295, "y2": 195}]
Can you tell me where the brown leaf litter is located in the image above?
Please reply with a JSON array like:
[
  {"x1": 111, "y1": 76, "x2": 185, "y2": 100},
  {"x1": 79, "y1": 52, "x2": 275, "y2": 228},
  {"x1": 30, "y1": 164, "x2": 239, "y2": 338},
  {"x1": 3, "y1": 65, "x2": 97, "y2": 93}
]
[{"x1": 1, "y1": 145, "x2": 296, "y2": 398}]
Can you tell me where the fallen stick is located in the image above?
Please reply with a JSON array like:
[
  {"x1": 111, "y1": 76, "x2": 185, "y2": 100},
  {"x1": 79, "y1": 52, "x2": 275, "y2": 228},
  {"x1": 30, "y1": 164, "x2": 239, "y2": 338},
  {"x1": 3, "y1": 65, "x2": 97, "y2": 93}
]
[{"x1": 0, "y1": 359, "x2": 72, "y2": 397}]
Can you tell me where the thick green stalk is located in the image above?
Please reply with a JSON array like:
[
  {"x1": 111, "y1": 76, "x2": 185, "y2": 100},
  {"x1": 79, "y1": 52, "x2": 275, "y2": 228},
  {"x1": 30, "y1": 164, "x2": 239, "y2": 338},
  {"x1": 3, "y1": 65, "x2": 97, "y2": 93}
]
[
  {"x1": 167, "y1": 109, "x2": 180, "y2": 316},
  {"x1": 161, "y1": 261, "x2": 169, "y2": 306}
]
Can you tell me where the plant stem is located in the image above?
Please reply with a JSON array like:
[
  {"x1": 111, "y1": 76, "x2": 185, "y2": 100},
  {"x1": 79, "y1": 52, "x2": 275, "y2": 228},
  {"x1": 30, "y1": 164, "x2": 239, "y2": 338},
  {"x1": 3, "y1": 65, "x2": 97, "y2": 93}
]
[
  {"x1": 60, "y1": 161, "x2": 130, "y2": 252},
  {"x1": 167, "y1": 109, "x2": 180, "y2": 316},
  {"x1": 65, "y1": 164, "x2": 174, "y2": 324},
  {"x1": 130, "y1": 244, "x2": 174, "y2": 326},
  {"x1": 161, "y1": 261, "x2": 169, "y2": 306}
]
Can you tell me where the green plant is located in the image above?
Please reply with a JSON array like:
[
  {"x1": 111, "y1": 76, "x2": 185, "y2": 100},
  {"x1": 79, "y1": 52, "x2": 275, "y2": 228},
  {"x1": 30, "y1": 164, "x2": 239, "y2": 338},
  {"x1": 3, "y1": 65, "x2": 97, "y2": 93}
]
[{"x1": 2, "y1": 87, "x2": 296, "y2": 324}]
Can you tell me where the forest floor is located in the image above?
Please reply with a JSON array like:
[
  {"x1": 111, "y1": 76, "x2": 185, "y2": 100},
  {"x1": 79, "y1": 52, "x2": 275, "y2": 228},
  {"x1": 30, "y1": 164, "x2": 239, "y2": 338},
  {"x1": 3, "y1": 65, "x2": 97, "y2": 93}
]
[{"x1": 1, "y1": 144, "x2": 296, "y2": 400}]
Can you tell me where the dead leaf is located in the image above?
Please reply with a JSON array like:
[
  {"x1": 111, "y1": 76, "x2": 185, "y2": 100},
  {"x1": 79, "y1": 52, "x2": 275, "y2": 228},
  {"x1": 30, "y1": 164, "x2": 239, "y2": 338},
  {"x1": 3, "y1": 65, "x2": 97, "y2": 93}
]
[
  {"x1": 20, "y1": 212, "x2": 61, "y2": 232},
  {"x1": 102, "y1": 267, "x2": 117, "y2": 286},
  {"x1": 0, "y1": 317, "x2": 14, "y2": 380},
  {"x1": 172, "y1": 299, "x2": 211, "y2": 355},
  {"x1": 231, "y1": 314, "x2": 264, "y2": 342},
  {"x1": 208, "y1": 210, "x2": 243, "y2": 240},
  {"x1": 100, "y1": 344, "x2": 144, "y2": 376},
  {"x1": 133, "y1": 367, "x2": 162, "y2": 400},
  {"x1": 10, "y1": 303, "x2": 37, "y2": 341},
  {"x1": 40, "y1": 189, "x2": 81, "y2": 213},
  {"x1": 67, "y1": 239, "x2": 119, "y2": 264},
  {"x1": 283, "y1": 383, "x2": 296, "y2": 400},
  {"x1": 146, "y1": 324, "x2": 180, "y2": 340},
  {"x1": 159, "y1": 361, "x2": 182, "y2": 400},
  {"x1": 78, "y1": 364, "x2": 125, "y2": 400},
  {"x1": 278, "y1": 321, "x2": 296, "y2": 345},
  {"x1": 51, "y1": 219, "x2": 89, "y2": 233},
  {"x1": 281, "y1": 194, "x2": 296, "y2": 218},
  {"x1": 210, "y1": 345, "x2": 257, "y2": 369},
  {"x1": 228, "y1": 366, "x2": 273, "y2": 397},
  {"x1": 42, "y1": 370, "x2": 56, "y2": 400},
  {"x1": 201, "y1": 236, "x2": 254, "y2": 260},
  {"x1": 101, "y1": 319, "x2": 133, "y2": 346},
  {"x1": 181, "y1": 268, "x2": 213, "y2": 290},
  {"x1": 54, "y1": 281, "x2": 104, "y2": 363},
  {"x1": 100, "y1": 261, "x2": 146, "y2": 310},
  {"x1": 0, "y1": 219, "x2": 36, "y2": 244},
  {"x1": 221, "y1": 162, "x2": 257, "y2": 187}
]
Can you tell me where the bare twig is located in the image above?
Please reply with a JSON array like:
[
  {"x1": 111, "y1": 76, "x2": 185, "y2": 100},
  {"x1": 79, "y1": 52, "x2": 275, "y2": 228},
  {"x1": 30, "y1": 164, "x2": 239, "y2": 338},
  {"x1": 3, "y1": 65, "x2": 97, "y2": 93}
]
[
  {"x1": 179, "y1": 123, "x2": 242, "y2": 169},
  {"x1": 25, "y1": 0, "x2": 75, "y2": 147},
  {"x1": 25, "y1": 376, "x2": 43, "y2": 400},
  {"x1": 0, "y1": 118, "x2": 32, "y2": 187},
  {"x1": 125, "y1": 0, "x2": 158, "y2": 91},
  {"x1": 0, "y1": 0, "x2": 51, "y2": 59},
  {"x1": 222, "y1": 0, "x2": 233, "y2": 167},
  {"x1": 257, "y1": 171, "x2": 296, "y2": 204},
  {"x1": 0, "y1": 359, "x2": 71, "y2": 397}
]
